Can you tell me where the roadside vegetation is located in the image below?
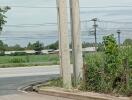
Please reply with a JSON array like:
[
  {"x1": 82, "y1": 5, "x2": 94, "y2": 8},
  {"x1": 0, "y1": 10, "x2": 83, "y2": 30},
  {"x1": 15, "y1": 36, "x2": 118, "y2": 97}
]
[
  {"x1": 41, "y1": 35, "x2": 132, "y2": 97},
  {"x1": 82, "y1": 35, "x2": 132, "y2": 96}
]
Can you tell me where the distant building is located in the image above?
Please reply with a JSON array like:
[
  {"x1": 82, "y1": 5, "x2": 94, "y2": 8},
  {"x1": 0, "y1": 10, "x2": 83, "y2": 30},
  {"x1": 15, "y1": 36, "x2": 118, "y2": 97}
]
[
  {"x1": 82, "y1": 47, "x2": 96, "y2": 52},
  {"x1": 41, "y1": 50, "x2": 49, "y2": 54},
  {"x1": 5, "y1": 49, "x2": 54, "y2": 55},
  {"x1": 5, "y1": 50, "x2": 35, "y2": 55},
  {"x1": 54, "y1": 47, "x2": 96, "y2": 54},
  {"x1": 4, "y1": 47, "x2": 96, "y2": 55}
]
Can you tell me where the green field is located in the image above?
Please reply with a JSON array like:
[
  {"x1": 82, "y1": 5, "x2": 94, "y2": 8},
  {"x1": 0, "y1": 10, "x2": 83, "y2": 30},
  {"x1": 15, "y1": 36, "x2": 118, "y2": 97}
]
[
  {"x1": 0, "y1": 54, "x2": 59, "y2": 68},
  {"x1": 0, "y1": 53, "x2": 95, "y2": 68}
]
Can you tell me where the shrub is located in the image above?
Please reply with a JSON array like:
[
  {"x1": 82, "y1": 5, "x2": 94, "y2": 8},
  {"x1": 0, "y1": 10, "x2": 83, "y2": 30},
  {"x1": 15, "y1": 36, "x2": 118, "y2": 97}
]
[
  {"x1": 83, "y1": 52, "x2": 104, "y2": 92},
  {"x1": 82, "y1": 35, "x2": 132, "y2": 96},
  {"x1": 9, "y1": 58, "x2": 26, "y2": 63},
  {"x1": 102, "y1": 35, "x2": 121, "y2": 92}
]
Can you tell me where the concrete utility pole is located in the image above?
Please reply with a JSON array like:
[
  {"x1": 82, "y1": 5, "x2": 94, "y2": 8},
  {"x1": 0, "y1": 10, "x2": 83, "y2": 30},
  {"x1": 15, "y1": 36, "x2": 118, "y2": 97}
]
[
  {"x1": 57, "y1": 0, "x2": 72, "y2": 89},
  {"x1": 117, "y1": 30, "x2": 121, "y2": 47},
  {"x1": 69, "y1": 0, "x2": 83, "y2": 86},
  {"x1": 91, "y1": 18, "x2": 98, "y2": 51},
  {"x1": 56, "y1": 0, "x2": 63, "y2": 77}
]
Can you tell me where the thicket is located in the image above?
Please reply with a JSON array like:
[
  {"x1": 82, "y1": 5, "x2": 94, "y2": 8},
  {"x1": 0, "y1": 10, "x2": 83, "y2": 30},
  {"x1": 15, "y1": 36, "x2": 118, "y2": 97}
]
[{"x1": 82, "y1": 35, "x2": 132, "y2": 96}]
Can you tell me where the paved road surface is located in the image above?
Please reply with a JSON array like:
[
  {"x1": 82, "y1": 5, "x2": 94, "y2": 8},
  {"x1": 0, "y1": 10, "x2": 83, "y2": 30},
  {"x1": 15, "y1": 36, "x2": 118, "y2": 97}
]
[
  {"x1": 0, "y1": 65, "x2": 60, "y2": 78},
  {"x1": 0, "y1": 66, "x2": 73, "y2": 100}
]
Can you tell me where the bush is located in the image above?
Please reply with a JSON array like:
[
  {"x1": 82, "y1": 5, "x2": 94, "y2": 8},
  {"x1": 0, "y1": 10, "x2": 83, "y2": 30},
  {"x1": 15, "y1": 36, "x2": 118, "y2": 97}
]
[
  {"x1": 9, "y1": 58, "x2": 26, "y2": 63},
  {"x1": 81, "y1": 35, "x2": 132, "y2": 96},
  {"x1": 83, "y1": 52, "x2": 104, "y2": 92}
]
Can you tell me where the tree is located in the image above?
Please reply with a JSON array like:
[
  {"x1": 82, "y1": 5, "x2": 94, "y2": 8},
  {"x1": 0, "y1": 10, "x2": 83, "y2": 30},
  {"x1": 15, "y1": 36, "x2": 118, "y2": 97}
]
[
  {"x1": 3, "y1": 44, "x2": 8, "y2": 51},
  {"x1": 123, "y1": 39, "x2": 132, "y2": 46},
  {"x1": 0, "y1": 40, "x2": 5, "y2": 50},
  {"x1": 27, "y1": 42, "x2": 33, "y2": 50},
  {"x1": 0, "y1": 6, "x2": 10, "y2": 55},
  {"x1": 33, "y1": 41, "x2": 44, "y2": 55},
  {"x1": 82, "y1": 42, "x2": 95, "y2": 48},
  {"x1": 45, "y1": 41, "x2": 59, "y2": 50},
  {"x1": 0, "y1": 40, "x2": 5, "y2": 55},
  {"x1": 12, "y1": 44, "x2": 24, "y2": 51},
  {"x1": 0, "y1": 6, "x2": 10, "y2": 31}
]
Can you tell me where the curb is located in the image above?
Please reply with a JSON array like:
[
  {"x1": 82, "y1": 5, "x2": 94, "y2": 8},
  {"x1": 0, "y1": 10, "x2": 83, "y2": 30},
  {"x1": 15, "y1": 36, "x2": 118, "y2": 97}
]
[
  {"x1": 18, "y1": 80, "x2": 130, "y2": 100},
  {"x1": 36, "y1": 88, "x2": 130, "y2": 100},
  {"x1": 17, "y1": 81, "x2": 49, "y2": 94},
  {"x1": 38, "y1": 89, "x2": 108, "y2": 100},
  {"x1": 17, "y1": 75, "x2": 59, "y2": 93}
]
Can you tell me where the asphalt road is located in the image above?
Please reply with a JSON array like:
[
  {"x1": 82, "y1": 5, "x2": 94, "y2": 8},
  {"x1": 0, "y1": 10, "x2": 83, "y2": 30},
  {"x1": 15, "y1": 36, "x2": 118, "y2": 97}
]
[
  {"x1": 0, "y1": 65, "x2": 73, "y2": 100},
  {"x1": 0, "y1": 75, "x2": 73, "y2": 100},
  {"x1": 0, "y1": 75, "x2": 58, "y2": 96},
  {"x1": 0, "y1": 66, "x2": 60, "y2": 95},
  {"x1": 0, "y1": 65, "x2": 60, "y2": 78}
]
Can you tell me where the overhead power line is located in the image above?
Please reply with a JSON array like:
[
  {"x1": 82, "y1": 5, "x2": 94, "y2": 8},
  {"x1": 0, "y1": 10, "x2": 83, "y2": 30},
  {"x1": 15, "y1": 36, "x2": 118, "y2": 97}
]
[
  {"x1": 80, "y1": 5, "x2": 132, "y2": 8},
  {"x1": 7, "y1": 5, "x2": 71, "y2": 8},
  {"x1": 4, "y1": 18, "x2": 132, "y2": 28},
  {"x1": 4, "y1": 20, "x2": 91, "y2": 28},
  {"x1": 1, "y1": 30, "x2": 58, "y2": 33},
  {"x1": 98, "y1": 20, "x2": 132, "y2": 24},
  {"x1": 0, "y1": 36, "x2": 99, "y2": 39},
  {"x1": 2, "y1": 5, "x2": 132, "y2": 9},
  {"x1": 4, "y1": 23, "x2": 57, "y2": 27}
]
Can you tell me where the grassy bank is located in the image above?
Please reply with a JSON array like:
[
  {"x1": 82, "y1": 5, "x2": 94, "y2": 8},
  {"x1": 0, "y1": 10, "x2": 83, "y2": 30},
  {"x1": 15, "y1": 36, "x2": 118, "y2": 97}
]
[{"x1": 0, "y1": 54, "x2": 59, "y2": 68}]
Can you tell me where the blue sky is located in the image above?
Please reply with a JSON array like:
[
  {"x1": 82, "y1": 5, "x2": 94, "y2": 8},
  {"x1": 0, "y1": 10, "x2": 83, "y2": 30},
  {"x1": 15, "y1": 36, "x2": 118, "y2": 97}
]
[{"x1": 0, "y1": 0, "x2": 132, "y2": 46}]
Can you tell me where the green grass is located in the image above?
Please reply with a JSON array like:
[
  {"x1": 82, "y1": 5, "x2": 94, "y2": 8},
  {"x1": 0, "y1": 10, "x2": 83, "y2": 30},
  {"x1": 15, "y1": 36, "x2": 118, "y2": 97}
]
[
  {"x1": 28, "y1": 54, "x2": 59, "y2": 63},
  {"x1": 0, "y1": 54, "x2": 59, "y2": 68},
  {"x1": 0, "y1": 52, "x2": 102, "y2": 68}
]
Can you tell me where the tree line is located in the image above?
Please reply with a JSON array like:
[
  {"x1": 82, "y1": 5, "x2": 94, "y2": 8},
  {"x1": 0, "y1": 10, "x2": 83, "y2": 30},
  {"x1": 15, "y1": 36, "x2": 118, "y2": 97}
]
[
  {"x1": 0, "y1": 40, "x2": 58, "y2": 53},
  {"x1": 0, "y1": 38, "x2": 132, "y2": 52}
]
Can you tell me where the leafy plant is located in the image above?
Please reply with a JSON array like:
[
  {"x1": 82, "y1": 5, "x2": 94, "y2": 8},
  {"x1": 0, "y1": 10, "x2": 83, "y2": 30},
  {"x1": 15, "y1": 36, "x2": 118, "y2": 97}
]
[
  {"x1": 81, "y1": 34, "x2": 132, "y2": 96},
  {"x1": 83, "y1": 53, "x2": 104, "y2": 92},
  {"x1": 9, "y1": 58, "x2": 26, "y2": 63},
  {"x1": 103, "y1": 35, "x2": 121, "y2": 92}
]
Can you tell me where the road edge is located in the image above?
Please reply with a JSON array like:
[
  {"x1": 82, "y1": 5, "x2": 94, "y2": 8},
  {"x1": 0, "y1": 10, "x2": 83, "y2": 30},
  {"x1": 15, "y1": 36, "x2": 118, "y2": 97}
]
[{"x1": 34, "y1": 86, "x2": 130, "y2": 100}]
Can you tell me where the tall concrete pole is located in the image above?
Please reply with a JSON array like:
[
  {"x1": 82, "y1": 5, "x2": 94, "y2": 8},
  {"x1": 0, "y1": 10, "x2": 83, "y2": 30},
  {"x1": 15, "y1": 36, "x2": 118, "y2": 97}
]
[
  {"x1": 57, "y1": 0, "x2": 72, "y2": 89},
  {"x1": 56, "y1": 0, "x2": 63, "y2": 77},
  {"x1": 69, "y1": 0, "x2": 83, "y2": 86}
]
